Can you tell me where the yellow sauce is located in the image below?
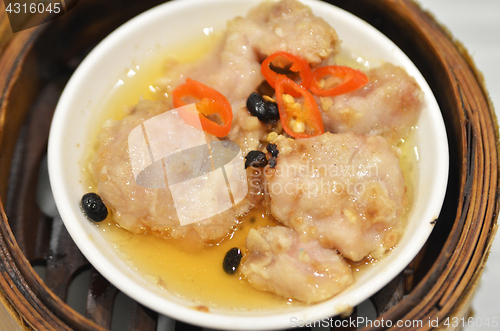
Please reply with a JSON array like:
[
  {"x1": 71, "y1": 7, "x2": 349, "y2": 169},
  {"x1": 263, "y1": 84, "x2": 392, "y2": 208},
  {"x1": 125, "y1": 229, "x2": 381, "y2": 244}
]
[
  {"x1": 97, "y1": 208, "x2": 299, "y2": 310},
  {"x1": 83, "y1": 33, "x2": 419, "y2": 311}
]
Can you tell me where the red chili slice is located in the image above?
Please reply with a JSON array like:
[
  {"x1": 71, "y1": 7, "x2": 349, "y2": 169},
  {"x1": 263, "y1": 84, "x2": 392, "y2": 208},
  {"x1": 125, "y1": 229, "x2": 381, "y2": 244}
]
[
  {"x1": 261, "y1": 51, "x2": 312, "y2": 97},
  {"x1": 275, "y1": 76, "x2": 324, "y2": 139},
  {"x1": 309, "y1": 65, "x2": 369, "y2": 96},
  {"x1": 172, "y1": 78, "x2": 232, "y2": 137}
]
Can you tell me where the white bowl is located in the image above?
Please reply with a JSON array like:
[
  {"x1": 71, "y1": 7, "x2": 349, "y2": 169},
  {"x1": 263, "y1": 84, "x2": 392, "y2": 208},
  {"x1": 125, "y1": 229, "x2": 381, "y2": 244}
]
[{"x1": 48, "y1": 0, "x2": 449, "y2": 329}]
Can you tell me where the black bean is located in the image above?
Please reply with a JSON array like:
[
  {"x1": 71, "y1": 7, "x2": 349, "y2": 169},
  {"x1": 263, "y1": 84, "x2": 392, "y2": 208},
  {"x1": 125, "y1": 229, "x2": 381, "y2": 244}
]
[
  {"x1": 266, "y1": 143, "x2": 279, "y2": 158},
  {"x1": 246, "y1": 92, "x2": 280, "y2": 122},
  {"x1": 81, "y1": 193, "x2": 108, "y2": 222},
  {"x1": 264, "y1": 100, "x2": 280, "y2": 121},
  {"x1": 245, "y1": 150, "x2": 268, "y2": 169},
  {"x1": 246, "y1": 92, "x2": 266, "y2": 120},
  {"x1": 223, "y1": 247, "x2": 243, "y2": 275}
]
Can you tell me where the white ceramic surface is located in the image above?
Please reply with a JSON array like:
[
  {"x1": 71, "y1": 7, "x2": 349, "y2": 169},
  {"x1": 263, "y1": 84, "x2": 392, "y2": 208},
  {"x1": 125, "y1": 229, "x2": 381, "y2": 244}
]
[{"x1": 48, "y1": 0, "x2": 449, "y2": 329}]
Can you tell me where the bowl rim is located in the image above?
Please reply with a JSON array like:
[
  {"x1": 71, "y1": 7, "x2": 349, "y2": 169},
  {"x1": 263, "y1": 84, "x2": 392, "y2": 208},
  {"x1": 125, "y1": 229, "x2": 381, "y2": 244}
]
[{"x1": 48, "y1": 0, "x2": 449, "y2": 329}]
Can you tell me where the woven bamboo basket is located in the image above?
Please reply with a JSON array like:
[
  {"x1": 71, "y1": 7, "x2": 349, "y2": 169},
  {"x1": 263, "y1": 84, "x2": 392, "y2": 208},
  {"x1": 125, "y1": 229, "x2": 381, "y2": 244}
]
[{"x1": 0, "y1": 0, "x2": 498, "y2": 330}]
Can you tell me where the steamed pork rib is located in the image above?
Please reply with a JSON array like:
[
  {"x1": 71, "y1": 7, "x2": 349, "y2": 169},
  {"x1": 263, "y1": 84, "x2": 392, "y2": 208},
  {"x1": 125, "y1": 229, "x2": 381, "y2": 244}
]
[
  {"x1": 265, "y1": 132, "x2": 407, "y2": 261},
  {"x1": 245, "y1": 0, "x2": 340, "y2": 63},
  {"x1": 320, "y1": 63, "x2": 424, "y2": 142},
  {"x1": 158, "y1": 0, "x2": 339, "y2": 103},
  {"x1": 241, "y1": 226, "x2": 353, "y2": 303},
  {"x1": 89, "y1": 99, "x2": 262, "y2": 242}
]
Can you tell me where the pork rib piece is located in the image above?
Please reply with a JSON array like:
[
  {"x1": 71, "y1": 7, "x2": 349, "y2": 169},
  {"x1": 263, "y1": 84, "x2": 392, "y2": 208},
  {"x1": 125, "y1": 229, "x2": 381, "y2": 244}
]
[
  {"x1": 241, "y1": 226, "x2": 353, "y2": 303},
  {"x1": 265, "y1": 132, "x2": 407, "y2": 261},
  {"x1": 320, "y1": 63, "x2": 423, "y2": 143},
  {"x1": 158, "y1": 0, "x2": 339, "y2": 104},
  {"x1": 90, "y1": 100, "x2": 262, "y2": 242}
]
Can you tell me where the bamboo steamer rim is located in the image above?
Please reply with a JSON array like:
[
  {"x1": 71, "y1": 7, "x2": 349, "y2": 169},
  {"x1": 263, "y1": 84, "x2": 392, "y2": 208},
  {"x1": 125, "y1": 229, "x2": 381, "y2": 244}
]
[{"x1": 0, "y1": 0, "x2": 498, "y2": 330}]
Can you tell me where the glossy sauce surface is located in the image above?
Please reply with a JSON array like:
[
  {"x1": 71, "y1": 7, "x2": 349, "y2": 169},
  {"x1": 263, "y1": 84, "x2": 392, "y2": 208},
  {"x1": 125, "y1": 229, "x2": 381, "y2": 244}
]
[{"x1": 96, "y1": 208, "x2": 299, "y2": 310}]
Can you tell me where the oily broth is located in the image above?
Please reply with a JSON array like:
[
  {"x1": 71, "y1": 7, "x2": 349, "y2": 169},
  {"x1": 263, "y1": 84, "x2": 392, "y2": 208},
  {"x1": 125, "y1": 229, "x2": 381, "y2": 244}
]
[
  {"x1": 82, "y1": 33, "x2": 420, "y2": 309},
  {"x1": 97, "y1": 207, "x2": 296, "y2": 310}
]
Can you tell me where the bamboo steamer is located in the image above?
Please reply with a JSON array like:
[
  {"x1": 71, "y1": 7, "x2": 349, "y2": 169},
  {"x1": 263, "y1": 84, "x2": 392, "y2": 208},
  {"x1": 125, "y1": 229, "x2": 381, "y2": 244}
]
[{"x1": 0, "y1": 0, "x2": 498, "y2": 330}]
